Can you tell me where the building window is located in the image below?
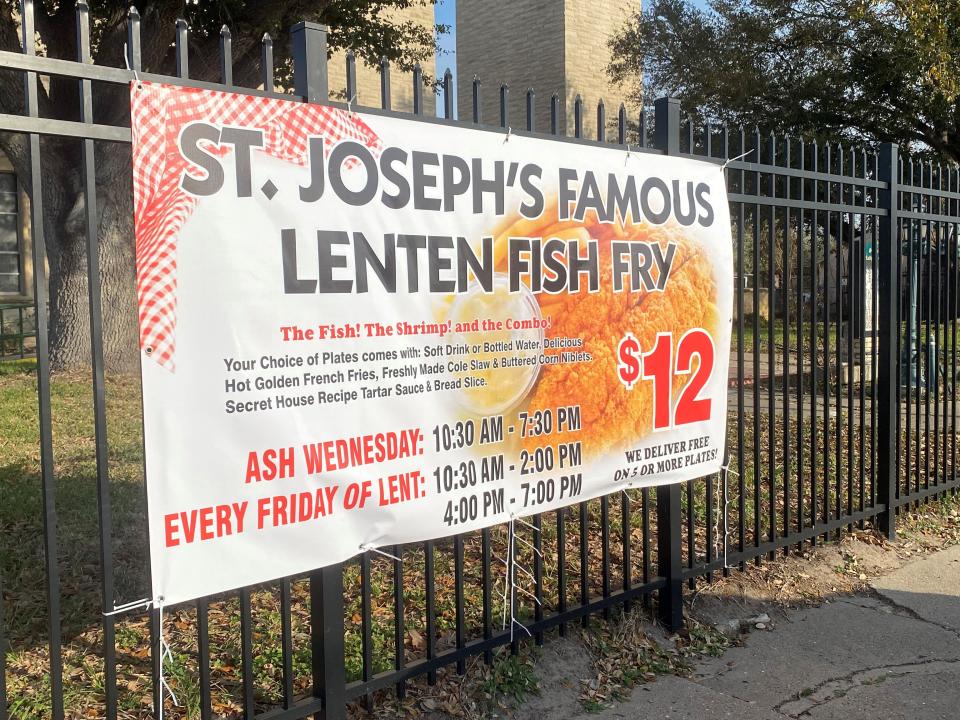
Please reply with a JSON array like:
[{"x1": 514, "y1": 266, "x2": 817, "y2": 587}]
[{"x1": 0, "y1": 173, "x2": 20, "y2": 295}]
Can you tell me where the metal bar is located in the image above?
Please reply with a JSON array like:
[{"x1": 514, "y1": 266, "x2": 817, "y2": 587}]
[
  {"x1": 0, "y1": 48, "x2": 292, "y2": 99},
  {"x1": 279, "y1": 582, "x2": 293, "y2": 709},
  {"x1": 834, "y1": 149, "x2": 843, "y2": 532},
  {"x1": 500, "y1": 84, "x2": 509, "y2": 128},
  {"x1": 219, "y1": 25, "x2": 233, "y2": 85},
  {"x1": 77, "y1": 4, "x2": 117, "y2": 717},
  {"x1": 574, "y1": 95, "x2": 583, "y2": 139},
  {"x1": 175, "y1": 18, "x2": 189, "y2": 78},
  {"x1": 713, "y1": 159, "x2": 887, "y2": 189},
  {"x1": 291, "y1": 21, "x2": 328, "y2": 104},
  {"x1": 424, "y1": 541, "x2": 436, "y2": 684},
  {"x1": 824, "y1": 144, "x2": 833, "y2": 540},
  {"x1": 894, "y1": 477, "x2": 960, "y2": 506},
  {"x1": 579, "y1": 502, "x2": 589, "y2": 627},
  {"x1": 596, "y1": 99, "x2": 605, "y2": 142},
  {"x1": 412, "y1": 63, "x2": 423, "y2": 116},
  {"x1": 197, "y1": 601, "x2": 212, "y2": 720},
  {"x1": 811, "y1": 141, "x2": 819, "y2": 545},
  {"x1": 556, "y1": 510, "x2": 566, "y2": 636},
  {"x1": 261, "y1": 33, "x2": 274, "y2": 93},
  {"x1": 686, "y1": 479, "x2": 695, "y2": 587},
  {"x1": 877, "y1": 143, "x2": 900, "y2": 539},
  {"x1": 783, "y1": 136, "x2": 793, "y2": 548},
  {"x1": 0, "y1": 112, "x2": 131, "y2": 142},
  {"x1": 289, "y1": 22, "x2": 345, "y2": 720},
  {"x1": 797, "y1": 139, "x2": 806, "y2": 543},
  {"x1": 379, "y1": 57, "x2": 391, "y2": 110},
  {"x1": 482, "y1": 527, "x2": 493, "y2": 660},
  {"x1": 241, "y1": 588, "x2": 255, "y2": 719},
  {"x1": 21, "y1": 2, "x2": 63, "y2": 716},
  {"x1": 526, "y1": 89, "x2": 535, "y2": 133},
  {"x1": 621, "y1": 491, "x2": 632, "y2": 609},
  {"x1": 454, "y1": 536, "x2": 466, "y2": 672},
  {"x1": 471, "y1": 76, "x2": 481, "y2": 124},
  {"x1": 443, "y1": 70, "x2": 453, "y2": 120},
  {"x1": 361, "y1": 554, "x2": 373, "y2": 709},
  {"x1": 533, "y1": 514, "x2": 544, "y2": 645},
  {"x1": 393, "y1": 546, "x2": 405, "y2": 698},
  {"x1": 726, "y1": 193, "x2": 886, "y2": 215},
  {"x1": 752, "y1": 129, "x2": 761, "y2": 558},
  {"x1": 654, "y1": 96, "x2": 684, "y2": 631},
  {"x1": 601, "y1": 496, "x2": 611, "y2": 618},
  {"x1": 767, "y1": 132, "x2": 777, "y2": 556},
  {"x1": 642, "y1": 488, "x2": 651, "y2": 598}
]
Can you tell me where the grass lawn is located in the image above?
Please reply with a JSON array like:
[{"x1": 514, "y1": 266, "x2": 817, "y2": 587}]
[{"x1": 1, "y1": 359, "x2": 957, "y2": 718}]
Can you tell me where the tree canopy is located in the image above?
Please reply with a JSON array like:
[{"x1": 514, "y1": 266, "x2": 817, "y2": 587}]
[
  {"x1": 0, "y1": 0, "x2": 443, "y2": 370},
  {"x1": 609, "y1": 0, "x2": 960, "y2": 160}
]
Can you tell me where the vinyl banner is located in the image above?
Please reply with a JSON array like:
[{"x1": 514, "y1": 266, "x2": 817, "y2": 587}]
[{"x1": 131, "y1": 83, "x2": 733, "y2": 605}]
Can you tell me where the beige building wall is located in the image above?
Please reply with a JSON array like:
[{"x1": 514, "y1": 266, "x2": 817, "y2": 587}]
[
  {"x1": 563, "y1": 0, "x2": 636, "y2": 141},
  {"x1": 456, "y1": 0, "x2": 566, "y2": 131},
  {"x1": 328, "y1": 3, "x2": 437, "y2": 114},
  {"x1": 457, "y1": 0, "x2": 638, "y2": 138}
]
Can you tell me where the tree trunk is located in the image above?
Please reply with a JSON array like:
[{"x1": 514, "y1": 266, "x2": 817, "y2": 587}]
[{"x1": 41, "y1": 141, "x2": 140, "y2": 373}]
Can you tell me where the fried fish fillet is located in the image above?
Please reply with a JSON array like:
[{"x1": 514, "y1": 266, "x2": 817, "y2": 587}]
[{"x1": 522, "y1": 221, "x2": 718, "y2": 457}]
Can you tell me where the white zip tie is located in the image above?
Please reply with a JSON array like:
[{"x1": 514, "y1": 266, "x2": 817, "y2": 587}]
[
  {"x1": 359, "y1": 544, "x2": 402, "y2": 563},
  {"x1": 103, "y1": 596, "x2": 152, "y2": 617},
  {"x1": 625, "y1": 143, "x2": 632, "y2": 165},
  {"x1": 346, "y1": 92, "x2": 357, "y2": 115},
  {"x1": 504, "y1": 126, "x2": 512, "y2": 143},
  {"x1": 722, "y1": 148, "x2": 754, "y2": 169}
]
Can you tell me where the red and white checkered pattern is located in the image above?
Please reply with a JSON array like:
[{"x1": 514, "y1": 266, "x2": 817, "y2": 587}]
[{"x1": 131, "y1": 82, "x2": 381, "y2": 371}]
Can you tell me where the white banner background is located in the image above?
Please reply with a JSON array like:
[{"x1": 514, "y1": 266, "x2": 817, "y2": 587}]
[{"x1": 132, "y1": 84, "x2": 733, "y2": 605}]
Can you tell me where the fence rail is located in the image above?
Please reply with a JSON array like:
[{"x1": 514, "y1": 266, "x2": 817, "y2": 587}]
[{"x1": 0, "y1": 3, "x2": 958, "y2": 719}]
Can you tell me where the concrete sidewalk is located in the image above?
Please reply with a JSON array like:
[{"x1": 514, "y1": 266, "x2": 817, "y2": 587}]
[{"x1": 597, "y1": 545, "x2": 960, "y2": 720}]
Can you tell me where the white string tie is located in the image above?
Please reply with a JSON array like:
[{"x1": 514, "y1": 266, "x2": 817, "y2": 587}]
[
  {"x1": 722, "y1": 148, "x2": 755, "y2": 169},
  {"x1": 123, "y1": 42, "x2": 142, "y2": 89},
  {"x1": 101, "y1": 595, "x2": 178, "y2": 717},
  {"x1": 504, "y1": 126, "x2": 512, "y2": 143},
  {"x1": 157, "y1": 598, "x2": 180, "y2": 719},
  {"x1": 625, "y1": 143, "x2": 632, "y2": 165},
  {"x1": 513, "y1": 532, "x2": 543, "y2": 559},
  {"x1": 103, "y1": 596, "x2": 152, "y2": 617},
  {"x1": 346, "y1": 92, "x2": 357, "y2": 115},
  {"x1": 359, "y1": 544, "x2": 402, "y2": 563},
  {"x1": 720, "y1": 463, "x2": 738, "y2": 569},
  {"x1": 502, "y1": 516, "x2": 535, "y2": 641}
]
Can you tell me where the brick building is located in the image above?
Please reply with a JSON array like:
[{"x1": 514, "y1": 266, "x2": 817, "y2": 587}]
[
  {"x1": 456, "y1": 0, "x2": 639, "y2": 138},
  {"x1": 328, "y1": 3, "x2": 437, "y2": 114}
]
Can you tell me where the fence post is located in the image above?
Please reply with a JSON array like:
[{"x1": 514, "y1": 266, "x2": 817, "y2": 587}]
[
  {"x1": 653, "y1": 96, "x2": 684, "y2": 631},
  {"x1": 291, "y1": 20, "x2": 347, "y2": 720},
  {"x1": 876, "y1": 143, "x2": 900, "y2": 540}
]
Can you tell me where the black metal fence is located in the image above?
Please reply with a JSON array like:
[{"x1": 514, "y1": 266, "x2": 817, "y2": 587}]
[
  {"x1": 0, "y1": 3, "x2": 958, "y2": 719},
  {"x1": 0, "y1": 303, "x2": 34, "y2": 359}
]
